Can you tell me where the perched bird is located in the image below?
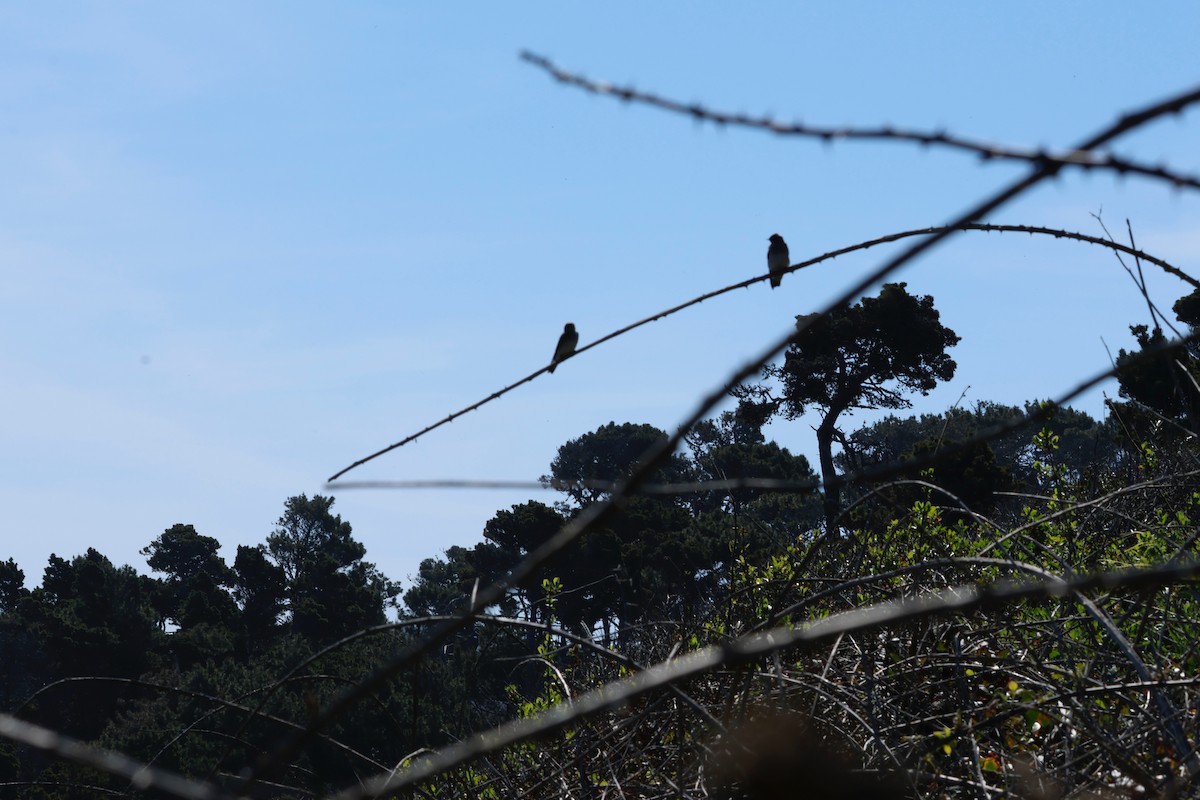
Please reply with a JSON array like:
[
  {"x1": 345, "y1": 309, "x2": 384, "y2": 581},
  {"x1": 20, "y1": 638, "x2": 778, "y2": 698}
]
[
  {"x1": 548, "y1": 323, "x2": 579, "y2": 373},
  {"x1": 767, "y1": 233, "x2": 790, "y2": 289}
]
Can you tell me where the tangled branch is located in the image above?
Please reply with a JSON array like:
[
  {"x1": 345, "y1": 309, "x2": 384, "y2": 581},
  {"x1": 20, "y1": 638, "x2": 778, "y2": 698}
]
[
  {"x1": 336, "y1": 557, "x2": 1200, "y2": 797},
  {"x1": 253, "y1": 78, "x2": 1200, "y2": 797}
]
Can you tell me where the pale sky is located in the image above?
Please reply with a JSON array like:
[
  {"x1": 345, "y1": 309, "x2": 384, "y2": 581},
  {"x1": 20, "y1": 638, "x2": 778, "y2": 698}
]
[{"x1": 2, "y1": 4, "x2": 1199, "y2": 592}]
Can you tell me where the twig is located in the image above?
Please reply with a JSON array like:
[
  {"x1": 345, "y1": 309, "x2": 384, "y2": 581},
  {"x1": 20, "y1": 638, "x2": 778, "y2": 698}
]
[
  {"x1": 0, "y1": 713, "x2": 240, "y2": 800},
  {"x1": 327, "y1": 222, "x2": 1197, "y2": 482},
  {"x1": 520, "y1": 52, "x2": 1200, "y2": 191}
]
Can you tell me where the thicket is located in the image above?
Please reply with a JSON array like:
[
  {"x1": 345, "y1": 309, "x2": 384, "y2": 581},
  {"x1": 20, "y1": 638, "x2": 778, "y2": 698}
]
[{"x1": 3, "y1": 55, "x2": 1200, "y2": 800}]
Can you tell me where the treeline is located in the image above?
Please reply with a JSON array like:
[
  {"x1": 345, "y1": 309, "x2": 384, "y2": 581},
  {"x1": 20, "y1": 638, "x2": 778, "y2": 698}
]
[{"x1": 2, "y1": 282, "x2": 1198, "y2": 796}]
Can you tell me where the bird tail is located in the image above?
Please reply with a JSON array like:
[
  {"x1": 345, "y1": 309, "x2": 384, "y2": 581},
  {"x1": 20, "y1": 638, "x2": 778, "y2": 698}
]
[
  {"x1": 548, "y1": 362, "x2": 557, "y2": 374},
  {"x1": 770, "y1": 275, "x2": 782, "y2": 289}
]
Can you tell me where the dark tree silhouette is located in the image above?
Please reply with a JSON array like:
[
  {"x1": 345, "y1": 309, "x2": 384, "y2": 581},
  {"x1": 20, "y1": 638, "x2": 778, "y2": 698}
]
[
  {"x1": 541, "y1": 422, "x2": 696, "y2": 507},
  {"x1": 0, "y1": 558, "x2": 26, "y2": 613},
  {"x1": 840, "y1": 401, "x2": 1119, "y2": 503},
  {"x1": 1114, "y1": 321, "x2": 1200, "y2": 434},
  {"x1": 1108, "y1": 289, "x2": 1200, "y2": 460},
  {"x1": 404, "y1": 545, "x2": 480, "y2": 618},
  {"x1": 737, "y1": 283, "x2": 960, "y2": 531},
  {"x1": 482, "y1": 501, "x2": 566, "y2": 621},
  {"x1": 141, "y1": 524, "x2": 233, "y2": 628},
  {"x1": 902, "y1": 437, "x2": 1019, "y2": 519},
  {"x1": 231, "y1": 544, "x2": 287, "y2": 652},
  {"x1": 267, "y1": 494, "x2": 395, "y2": 642},
  {"x1": 688, "y1": 409, "x2": 819, "y2": 514},
  {"x1": 1173, "y1": 287, "x2": 1200, "y2": 332}
]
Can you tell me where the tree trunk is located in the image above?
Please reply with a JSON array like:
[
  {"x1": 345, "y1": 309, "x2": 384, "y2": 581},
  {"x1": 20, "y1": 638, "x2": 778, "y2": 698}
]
[{"x1": 816, "y1": 420, "x2": 840, "y2": 536}]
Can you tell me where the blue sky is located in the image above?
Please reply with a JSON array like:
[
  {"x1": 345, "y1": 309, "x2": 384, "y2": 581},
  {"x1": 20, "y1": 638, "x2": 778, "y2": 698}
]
[{"x1": 2, "y1": 4, "x2": 1198, "y2": 592}]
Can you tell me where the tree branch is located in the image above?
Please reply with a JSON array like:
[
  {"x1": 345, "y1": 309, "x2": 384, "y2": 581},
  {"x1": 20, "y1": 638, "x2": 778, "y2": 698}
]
[{"x1": 520, "y1": 52, "x2": 1200, "y2": 191}]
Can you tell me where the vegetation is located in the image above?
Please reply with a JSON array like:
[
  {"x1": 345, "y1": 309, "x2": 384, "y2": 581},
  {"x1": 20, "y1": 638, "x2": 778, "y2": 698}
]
[
  {"x1": 3, "y1": 280, "x2": 1200, "y2": 798},
  {"x1": 5, "y1": 50, "x2": 1200, "y2": 800}
]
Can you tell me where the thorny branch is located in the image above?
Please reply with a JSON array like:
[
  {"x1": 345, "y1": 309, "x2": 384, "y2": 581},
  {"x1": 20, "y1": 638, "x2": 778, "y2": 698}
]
[
  {"x1": 328, "y1": 332, "x2": 1199, "y2": 513},
  {"x1": 520, "y1": 51, "x2": 1200, "y2": 191},
  {"x1": 327, "y1": 221, "x2": 1197, "y2": 483}
]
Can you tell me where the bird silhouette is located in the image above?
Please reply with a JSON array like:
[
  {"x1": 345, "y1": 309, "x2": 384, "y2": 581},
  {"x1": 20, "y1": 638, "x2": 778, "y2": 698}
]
[
  {"x1": 767, "y1": 233, "x2": 790, "y2": 289},
  {"x1": 548, "y1": 323, "x2": 579, "y2": 373}
]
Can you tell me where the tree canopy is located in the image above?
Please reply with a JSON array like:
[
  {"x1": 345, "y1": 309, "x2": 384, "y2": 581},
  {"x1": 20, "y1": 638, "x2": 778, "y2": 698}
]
[
  {"x1": 737, "y1": 282, "x2": 960, "y2": 530},
  {"x1": 9, "y1": 286, "x2": 1200, "y2": 797},
  {"x1": 267, "y1": 494, "x2": 395, "y2": 642}
]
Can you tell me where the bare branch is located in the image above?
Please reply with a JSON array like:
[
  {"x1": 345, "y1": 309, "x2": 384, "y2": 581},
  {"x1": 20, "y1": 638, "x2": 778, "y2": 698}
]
[
  {"x1": 0, "y1": 713, "x2": 240, "y2": 800},
  {"x1": 520, "y1": 52, "x2": 1200, "y2": 191},
  {"x1": 326, "y1": 222, "x2": 1197, "y2": 482}
]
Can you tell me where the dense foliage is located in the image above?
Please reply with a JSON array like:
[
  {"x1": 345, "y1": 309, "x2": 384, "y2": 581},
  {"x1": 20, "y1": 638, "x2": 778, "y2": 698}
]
[{"x1": 3, "y1": 285, "x2": 1200, "y2": 798}]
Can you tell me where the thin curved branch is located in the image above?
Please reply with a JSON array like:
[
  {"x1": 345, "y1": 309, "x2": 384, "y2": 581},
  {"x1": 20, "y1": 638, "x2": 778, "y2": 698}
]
[
  {"x1": 330, "y1": 335, "x2": 1200, "y2": 525},
  {"x1": 14, "y1": 676, "x2": 388, "y2": 777},
  {"x1": 520, "y1": 52, "x2": 1200, "y2": 191},
  {"x1": 0, "y1": 713, "x2": 237, "y2": 800},
  {"x1": 327, "y1": 222, "x2": 1197, "y2": 482}
]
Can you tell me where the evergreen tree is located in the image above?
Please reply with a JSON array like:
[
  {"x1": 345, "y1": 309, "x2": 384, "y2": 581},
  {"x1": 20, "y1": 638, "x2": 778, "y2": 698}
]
[
  {"x1": 141, "y1": 524, "x2": 234, "y2": 628},
  {"x1": 20, "y1": 549, "x2": 163, "y2": 740},
  {"x1": 266, "y1": 495, "x2": 395, "y2": 642},
  {"x1": 542, "y1": 422, "x2": 696, "y2": 507},
  {"x1": 231, "y1": 543, "x2": 287, "y2": 653},
  {"x1": 688, "y1": 409, "x2": 820, "y2": 514},
  {"x1": 737, "y1": 283, "x2": 960, "y2": 531},
  {"x1": 0, "y1": 558, "x2": 27, "y2": 613}
]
